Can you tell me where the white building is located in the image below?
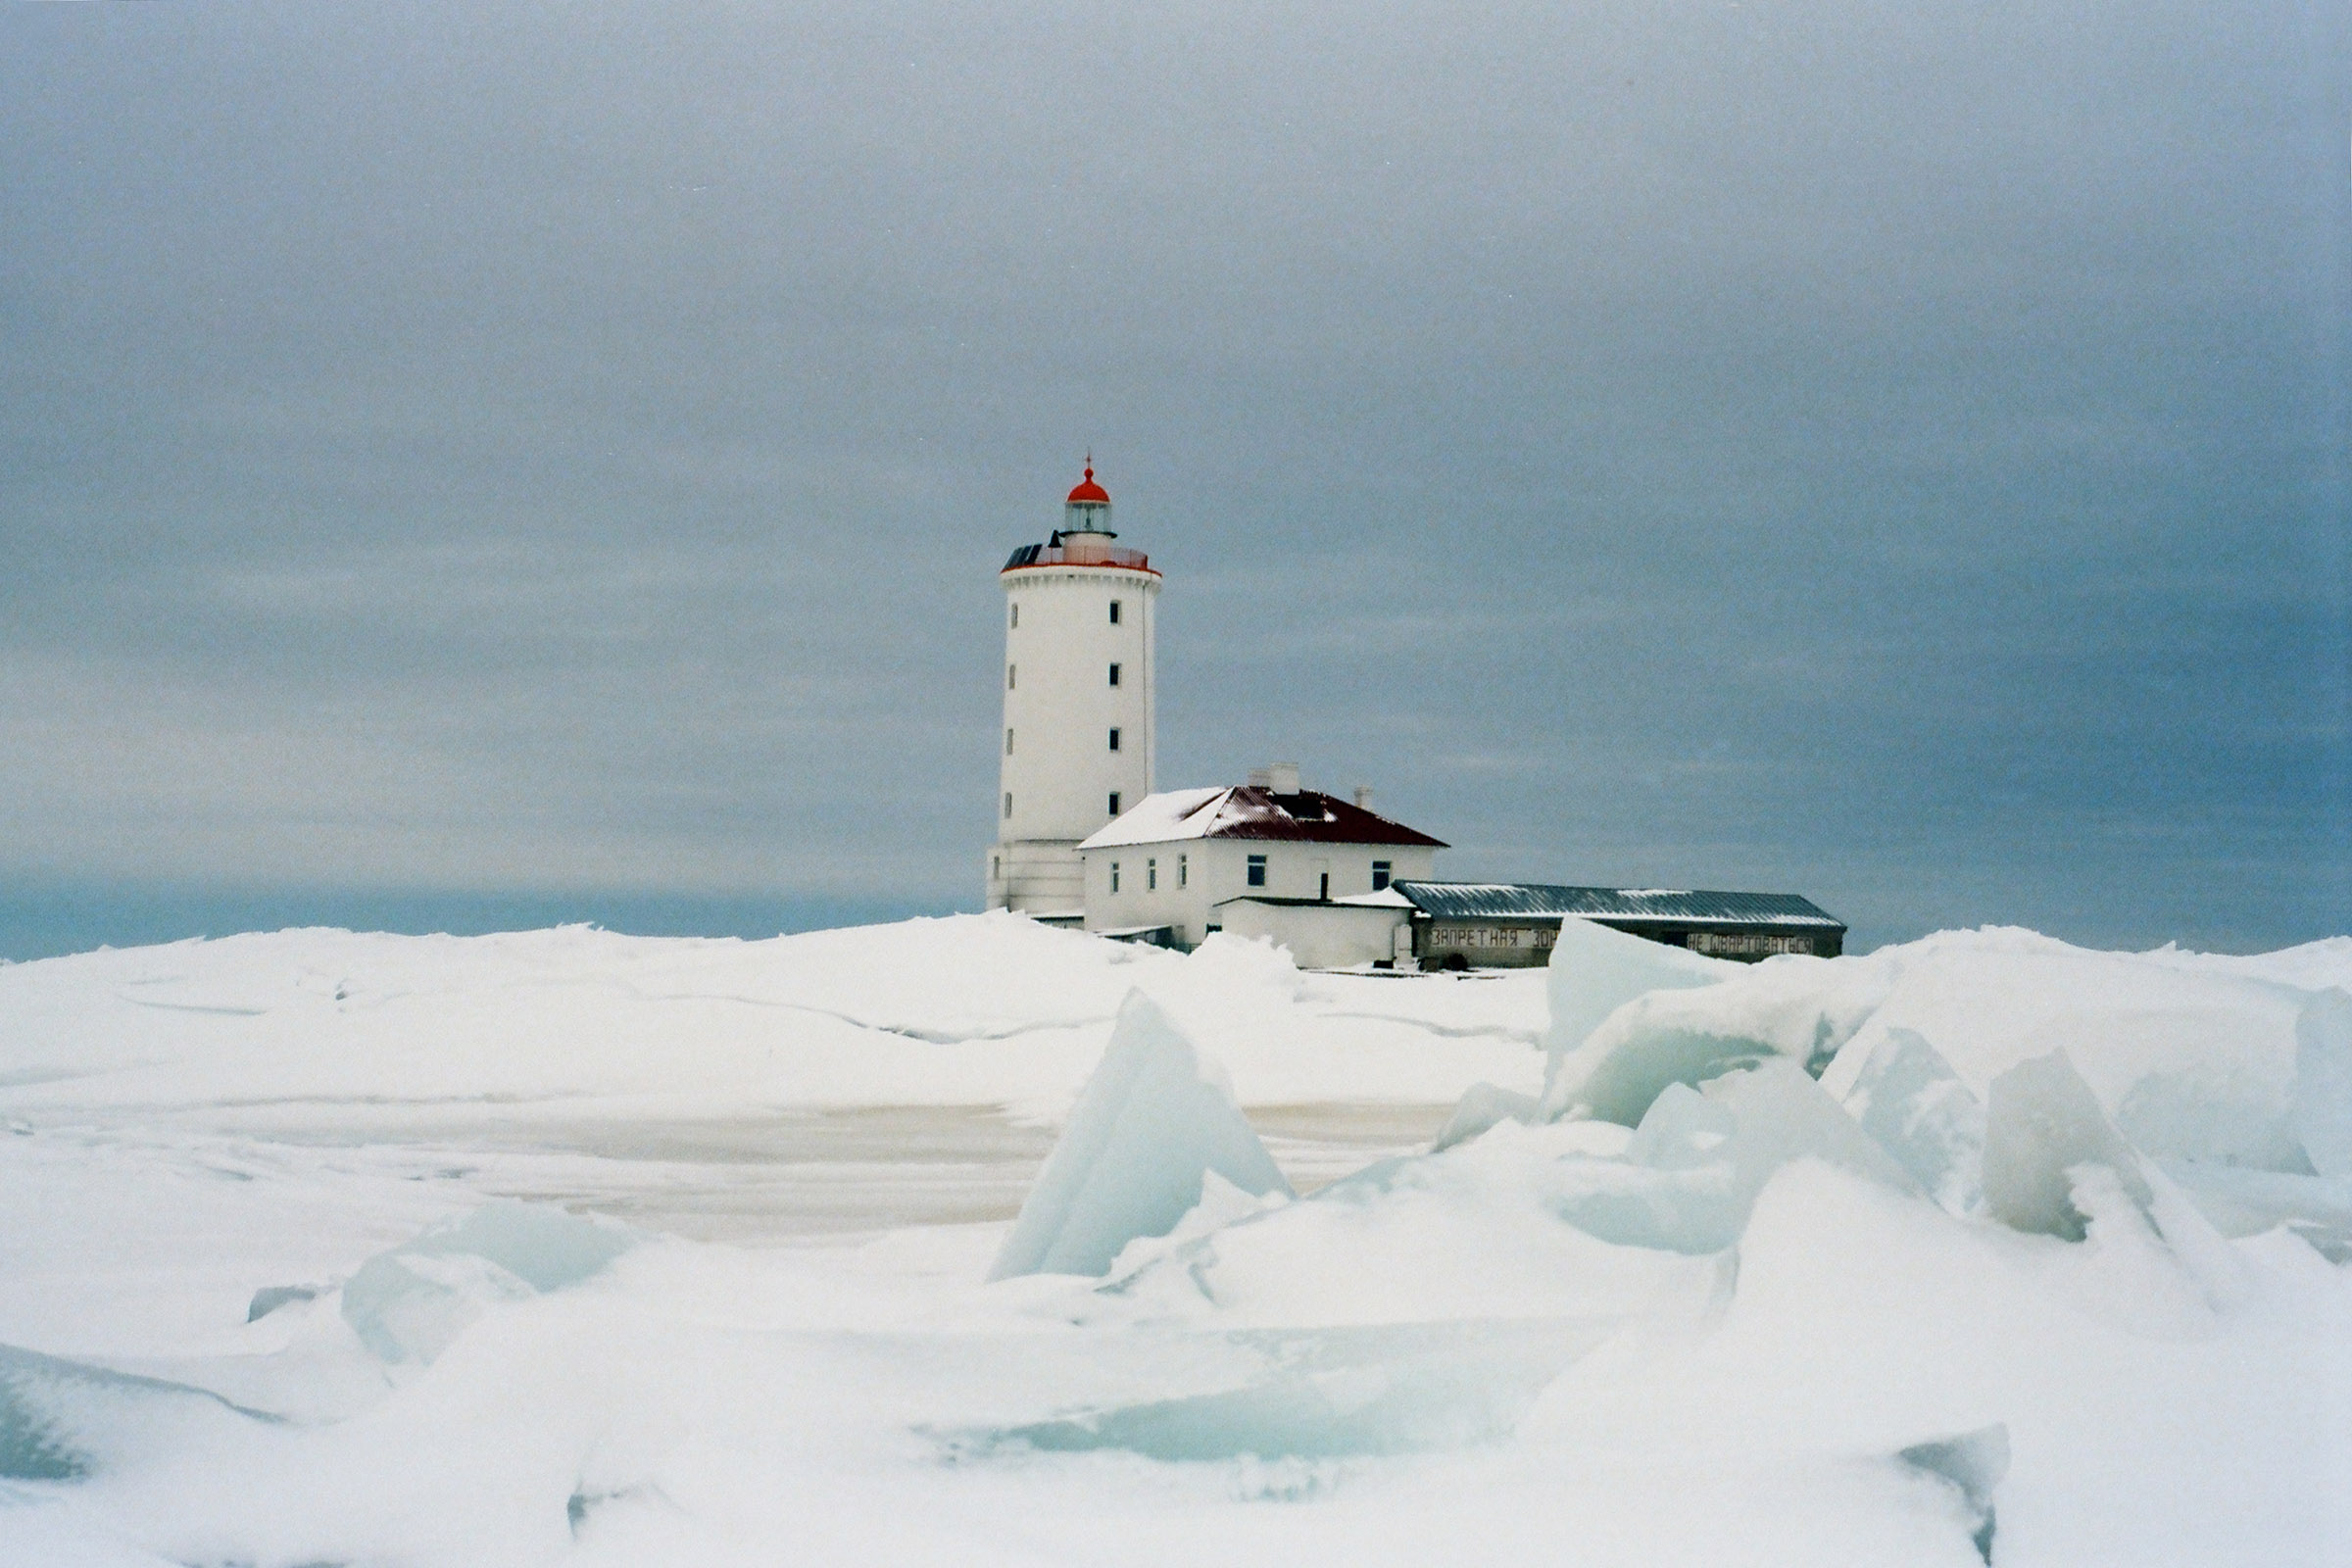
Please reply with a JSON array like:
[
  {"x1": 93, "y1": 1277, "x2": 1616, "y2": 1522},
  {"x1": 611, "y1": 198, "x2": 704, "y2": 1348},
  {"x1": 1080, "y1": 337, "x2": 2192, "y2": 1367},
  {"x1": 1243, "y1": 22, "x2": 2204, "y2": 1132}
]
[
  {"x1": 1074, "y1": 764, "x2": 1446, "y2": 949},
  {"x1": 1214, "y1": 889, "x2": 1422, "y2": 969},
  {"x1": 976, "y1": 465, "x2": 1842, "y2": 971},
  {"x1": 985, "y1": 465, "x2": 1160, "y2": 914}
]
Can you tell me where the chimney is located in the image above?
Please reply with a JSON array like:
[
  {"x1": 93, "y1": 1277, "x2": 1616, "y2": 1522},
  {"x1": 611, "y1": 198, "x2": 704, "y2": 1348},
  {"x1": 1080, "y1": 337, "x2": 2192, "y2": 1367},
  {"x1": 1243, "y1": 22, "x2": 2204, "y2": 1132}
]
[
  {"x1": 1353, "y1": 786, "x2": 1374, "y2": 810},
  {"x1": 1267, "y1": 761, "x2": 1300, "y2": 795}
]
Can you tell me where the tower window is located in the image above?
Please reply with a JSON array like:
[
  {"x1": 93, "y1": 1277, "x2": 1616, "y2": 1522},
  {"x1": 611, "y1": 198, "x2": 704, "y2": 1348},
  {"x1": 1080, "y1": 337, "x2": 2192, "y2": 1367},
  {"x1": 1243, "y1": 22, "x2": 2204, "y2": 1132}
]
[
  {"x1": 1108, "y1": 727, "x2": 1121, "y2": 752},
  {"x1": 1247, "y1": 855, "x2": 1267, "y2": 888},
  {"x1": 1005, "y1": 728, "x2": 1014, "y2": 756},
  {"x1": 992, "y1": 856, "x2": 1000, "y2": 878},
  {"x1": 1108, "y1": 662, "x2": 1121, "y2": 687},
  {"x1": 1110, "y1": 861, "x2": 1121, "y2": 894},
  {"x1": 1148, "y1": 858, "x2": 1157, "y2": 891},
  {"x1": 1007, "y1": 664, "x2": 1015, "y2": 690},
  {"x1": 1108, "y1": 600, "x2": 1122, "y2": 625},
  {"x1": 1004, "y1": 792, "x2": 1012, "y2": 818},
  {"x1": 1372, "y1": 860, "x2": 1393, "y2": 891},
  {"x1": 1178, "y1": 854, "x2": 1188, "y2": 889},
  {"x1": 1009, "y1": 603, "x2": 1019, "y2": 629},
  {"x1": 1107, "y1": 791, "x2": 1121, "y2": 816}
]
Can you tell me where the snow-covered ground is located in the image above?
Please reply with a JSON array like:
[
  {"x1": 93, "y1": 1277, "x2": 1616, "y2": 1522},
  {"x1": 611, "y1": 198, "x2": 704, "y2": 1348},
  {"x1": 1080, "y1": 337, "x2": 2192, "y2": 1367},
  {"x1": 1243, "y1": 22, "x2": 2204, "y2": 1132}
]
[{"x1": 2, "y1": 913, "x2": 2347, "y2": 1565}]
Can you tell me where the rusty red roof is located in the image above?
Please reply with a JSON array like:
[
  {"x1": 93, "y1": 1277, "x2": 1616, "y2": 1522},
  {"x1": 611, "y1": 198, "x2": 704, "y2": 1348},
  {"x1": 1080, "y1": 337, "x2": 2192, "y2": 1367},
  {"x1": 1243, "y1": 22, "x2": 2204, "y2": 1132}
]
[{"x1": 1079, "y1": 786, "x2": 1447, "y2": 850}]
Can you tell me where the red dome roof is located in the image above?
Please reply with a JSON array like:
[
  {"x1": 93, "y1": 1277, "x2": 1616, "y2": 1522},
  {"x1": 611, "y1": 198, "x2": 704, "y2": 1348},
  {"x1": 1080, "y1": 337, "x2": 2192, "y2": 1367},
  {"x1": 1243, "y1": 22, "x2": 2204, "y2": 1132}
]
[{"x1": 1066, "y1": 464, "x2": 1109, "y2": 505}]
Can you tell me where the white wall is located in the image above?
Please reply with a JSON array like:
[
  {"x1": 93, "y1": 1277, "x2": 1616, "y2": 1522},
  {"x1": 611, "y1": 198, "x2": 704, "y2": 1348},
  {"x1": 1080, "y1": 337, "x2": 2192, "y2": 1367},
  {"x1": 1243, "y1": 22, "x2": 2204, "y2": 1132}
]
[
  {"x1": 1202, "y1": 839, "x2": 1438, "y2": 909},
  {"x1": 1080, "y1": 838, "x2": 1213, "y2": 939},
  {"x1": 1217, "y1": 899, "x2": 1411, "y2": 969},
  {"x1": 1081, "y1": 837, "x2": 1438, "y2": 946},
  {"x1": 985, "y1": 839, "x2": 1084, "y2": 911}
]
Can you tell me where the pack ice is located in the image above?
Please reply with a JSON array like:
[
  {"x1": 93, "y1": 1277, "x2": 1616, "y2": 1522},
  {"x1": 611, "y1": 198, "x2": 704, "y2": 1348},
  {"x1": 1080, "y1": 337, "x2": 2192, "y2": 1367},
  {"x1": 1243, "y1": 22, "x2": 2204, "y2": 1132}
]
[
  {"x1": 0, "y1": 914, "x2": 2347, "y2": 1568},
  {"x1": 990, "y1": 989, "x2": 1291, "y2": 1280},
  {"x1": 341, "y1": 1200, "x2": 637, "y2": 1364},
  {"x1": 1523, "y1": 921, "x2": 2352, "y2": 1252}
]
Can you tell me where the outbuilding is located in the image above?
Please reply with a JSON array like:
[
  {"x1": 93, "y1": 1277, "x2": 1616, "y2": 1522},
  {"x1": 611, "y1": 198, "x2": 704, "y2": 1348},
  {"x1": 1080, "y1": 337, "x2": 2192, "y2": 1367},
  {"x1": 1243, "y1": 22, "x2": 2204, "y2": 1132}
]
[
  {"x1": 1213, "y1": 889, "x2": 1419, "y2": 969},
  {"x1": 1198, "y1": 880, "x2": 1847, "y2": 971},
  {"x1": 1396, "y1": 882, "x2": 1846, "y2": 969}
]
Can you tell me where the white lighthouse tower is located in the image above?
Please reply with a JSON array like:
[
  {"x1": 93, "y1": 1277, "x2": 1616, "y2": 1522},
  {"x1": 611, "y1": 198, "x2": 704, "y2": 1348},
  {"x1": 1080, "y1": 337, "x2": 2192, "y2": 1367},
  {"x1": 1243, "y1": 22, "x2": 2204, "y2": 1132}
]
[{"x1": 986, "y1": 462, "x2": 1160, "y2": 913}]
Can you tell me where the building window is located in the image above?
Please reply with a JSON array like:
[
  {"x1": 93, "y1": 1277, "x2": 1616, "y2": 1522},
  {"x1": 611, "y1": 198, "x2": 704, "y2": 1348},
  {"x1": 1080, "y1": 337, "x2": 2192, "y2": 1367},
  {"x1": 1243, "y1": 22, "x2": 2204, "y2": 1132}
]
[
  {"x1": 1007, "y1": 664, "x2": 1015, "y2": 690},
  {"x1": 1178, "y1": 854, "x2": 1188, "y2": 888},
  {"x1": 1107, "y1": 791, "x2": 1121, "y2": 816},
  {"x1": 1009, "y1": 603, "x2": 1019, "y2": 629},
  {"x1": 1005, "y1": 728, "x2": 1014, "y2": 755},
  {"x1": 1108, "y1": 726, "x2": 1121, "y2": 752},
  {"x1": 1148, "y1": 858, "x2": 1157, "y2": 890},
  {"x1": 1372, "y1": 860, "x2": 1392, "y2": 891},
  {"x1": 1247, "y1": 855, "x2": 1267, "y2": 888},
  {"x1": 992, "y1": 856, "x2": 1000, "y2": 879},
  {"x1": 1108, "y1": 600, "x2": 1122, "y2": 625},
  {"x1": 1004, "y1": 792, "x2": 1012, "y2": 818},
  {"x1": 1108, "y1": 662, "x2": 1121, "y2": 687},
  {"x1": 1319, "y1": 872, "x2": 1331, "y2": 901},
  {"x1": 1110, "y1": 862, "x2": 1121, "y2": 894}
]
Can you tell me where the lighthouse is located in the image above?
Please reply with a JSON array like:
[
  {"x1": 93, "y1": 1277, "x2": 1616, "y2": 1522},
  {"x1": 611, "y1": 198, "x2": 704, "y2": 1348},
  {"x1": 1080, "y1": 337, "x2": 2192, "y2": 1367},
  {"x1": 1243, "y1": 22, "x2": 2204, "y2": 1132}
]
[{"x1": 986, "y1": 463, "x2": 1160, "y2": 914}]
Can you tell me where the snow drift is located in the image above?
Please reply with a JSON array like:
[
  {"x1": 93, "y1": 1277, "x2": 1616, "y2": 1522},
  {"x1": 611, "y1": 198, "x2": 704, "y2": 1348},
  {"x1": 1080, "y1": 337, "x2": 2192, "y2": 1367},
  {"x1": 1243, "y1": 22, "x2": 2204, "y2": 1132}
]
[{"x1": 1, "y1": 916, "x2": 2348, "y2": 1567}]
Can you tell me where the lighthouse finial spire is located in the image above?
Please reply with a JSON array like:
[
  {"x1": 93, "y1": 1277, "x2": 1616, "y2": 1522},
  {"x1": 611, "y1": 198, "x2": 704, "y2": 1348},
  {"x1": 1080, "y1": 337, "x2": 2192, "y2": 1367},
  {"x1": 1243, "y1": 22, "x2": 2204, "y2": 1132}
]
[{"x1": 1065, "y1": 457, "x2": 1110, "y2": 507}]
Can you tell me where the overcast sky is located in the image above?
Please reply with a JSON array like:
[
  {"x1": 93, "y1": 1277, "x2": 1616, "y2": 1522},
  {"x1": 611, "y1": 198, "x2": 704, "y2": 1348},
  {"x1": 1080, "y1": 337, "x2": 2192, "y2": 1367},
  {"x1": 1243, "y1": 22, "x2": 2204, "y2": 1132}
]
[{"x1": 2, "y1": 0, "x2": 2346, "y2": 957}]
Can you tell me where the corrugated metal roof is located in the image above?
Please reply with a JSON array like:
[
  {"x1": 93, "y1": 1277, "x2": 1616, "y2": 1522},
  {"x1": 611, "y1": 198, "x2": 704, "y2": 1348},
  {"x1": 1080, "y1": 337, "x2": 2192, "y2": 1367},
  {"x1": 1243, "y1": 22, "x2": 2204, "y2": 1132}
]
[{"x1": 1393, "y1": 881, "x2": 1844, "y2": 929}]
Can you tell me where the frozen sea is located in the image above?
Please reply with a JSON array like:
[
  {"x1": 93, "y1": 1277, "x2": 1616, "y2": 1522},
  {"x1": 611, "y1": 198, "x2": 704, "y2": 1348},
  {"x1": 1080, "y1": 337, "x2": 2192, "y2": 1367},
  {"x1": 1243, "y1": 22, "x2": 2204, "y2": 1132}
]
[{"x1": 3, "y1": 914, "x2": 2349, "y2": 1566}]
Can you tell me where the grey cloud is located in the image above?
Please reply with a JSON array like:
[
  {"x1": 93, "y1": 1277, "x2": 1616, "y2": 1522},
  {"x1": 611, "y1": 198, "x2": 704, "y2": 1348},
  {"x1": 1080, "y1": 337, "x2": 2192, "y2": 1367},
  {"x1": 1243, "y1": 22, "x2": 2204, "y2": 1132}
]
[{"x1": 0, "y1": 0, "x2": 2343, "y2": 954}]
